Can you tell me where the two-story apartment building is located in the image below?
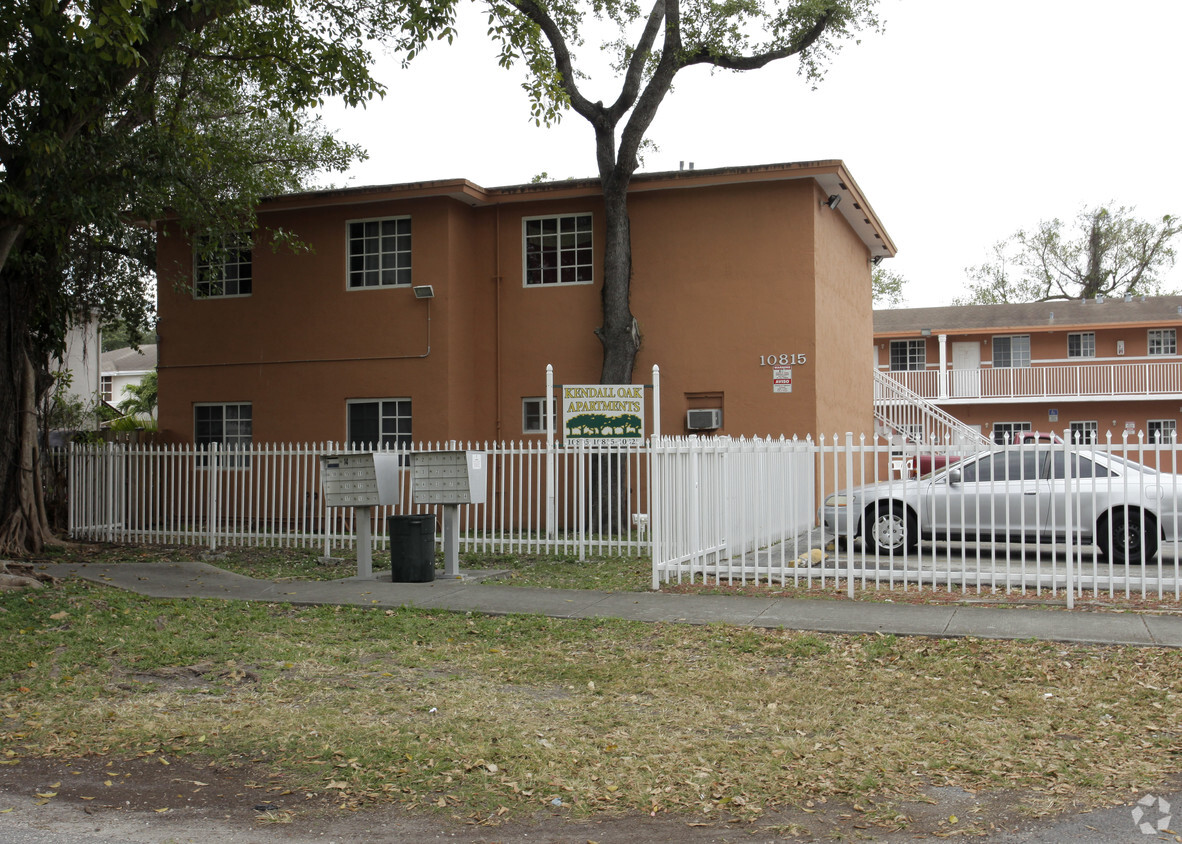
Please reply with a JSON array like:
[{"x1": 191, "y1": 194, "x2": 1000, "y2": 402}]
[
  {"x1": 874, "y1": 296, "x2": 1182, "y2": 445},
  {"x1": 155, "y1": 161, "x2": 895, "y2": 449}
]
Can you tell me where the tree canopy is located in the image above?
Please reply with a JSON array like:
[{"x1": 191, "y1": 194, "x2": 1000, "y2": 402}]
[
  {"x1": 872, "y1": 266, "x2": 906, "y2": 308},
  {"x1": 476, "y1": 0, "x2": 881, "y2": 383},
  {"x1": 0, "y1": 0, "x2": 458, "y2": 554},
  {"x1": 957, "y1": 204, "x2": 1182, "y2": 305}
]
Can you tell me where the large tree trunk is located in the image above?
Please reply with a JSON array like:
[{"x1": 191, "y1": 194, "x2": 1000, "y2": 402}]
[
  {"x1": 589, "y1": 175, "x2": 641, "y2": 534},
  {"x1": 597, "y1": 174, "x2": 640, "y2": 384},
  {"x1": 0, "y1": 280, "x2": 58, "y2": 556}
]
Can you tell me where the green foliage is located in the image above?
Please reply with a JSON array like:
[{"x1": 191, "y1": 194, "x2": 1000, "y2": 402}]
[
  {"x1": 116, "y1": 370, "x2": 157, "y2": 417},
  {"x1": 872, "y1": 266, "x2": 907, "y2": 308},
  {"x1": 37, "y1": 370, "x2": 93, "y2": 433},
  {"x1": 1, "y1": 0, "x2": 460, "y2": 355},
  {"x1": 1, "y1": 0, "x2": 459, "y2": 554},
  {"x1": 957, "y1": 204, "x2": 1182, "y2": 305},
  {"x1": 479, "y1": 0, "x2": 882, "y2": 134},
  {"x1": 101, "y1": 321, "x2": 157, "y2": 353},
  {"x1": 106, "y1": 413, "x2": 158, "y2": 433}
]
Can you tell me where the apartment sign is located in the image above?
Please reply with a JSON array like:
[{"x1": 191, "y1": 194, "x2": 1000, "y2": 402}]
[
  {"x1": 773, "y1": 367, "x2": 793, "y2": 393},
  {"x1": 562, "y1": 384, "x2": 645, "y2": 445}
]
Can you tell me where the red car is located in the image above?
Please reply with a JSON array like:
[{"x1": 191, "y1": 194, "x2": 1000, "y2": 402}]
[{"x1": 909, "y1": 432, "x2": 1063, "y2": 477}]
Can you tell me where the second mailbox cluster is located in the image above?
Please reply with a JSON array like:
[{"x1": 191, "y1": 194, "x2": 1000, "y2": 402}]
[{"x1": 412, "y1": 451, "x2": 487, "y2": 505}]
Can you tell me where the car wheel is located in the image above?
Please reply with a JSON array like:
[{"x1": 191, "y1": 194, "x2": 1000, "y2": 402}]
[
  {"x1": 865, "y1": 502, "x2": 916, "y2": 555},
  {"x1": 1099, "y1": 508, "x2": 1158, "y2": 565}
]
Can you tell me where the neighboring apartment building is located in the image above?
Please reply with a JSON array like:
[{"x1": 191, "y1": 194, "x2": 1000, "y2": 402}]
[
  {"x1": 100, "y1": 344, "x2": 157, "y2": 414},
  {"x1": 54, "y1": 320, "x2": 101, "y2": 413},
  {"x1": 874, "y1": 296, "x2": 1182, "y2": 445},
  {"x1": 155, "y1": 161, "x2": 895, "y2": 450}
]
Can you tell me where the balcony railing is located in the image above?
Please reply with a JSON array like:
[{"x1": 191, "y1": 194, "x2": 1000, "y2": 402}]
[{"x1": 878, "y1": 360, "x2": 1182, "y2": 402}]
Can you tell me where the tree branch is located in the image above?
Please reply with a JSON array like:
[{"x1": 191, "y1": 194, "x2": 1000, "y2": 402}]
[
  {"x1": 605, "y1": 0, "x2": 666, "y2": 124},
  {"x1": 680, "y1": 8, "x2": 834, "y2": 71}
]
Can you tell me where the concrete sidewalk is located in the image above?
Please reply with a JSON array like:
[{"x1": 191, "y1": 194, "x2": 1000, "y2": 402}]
[{"x1": 32, "y1": 560, "x2": 1182, "y2": 647}]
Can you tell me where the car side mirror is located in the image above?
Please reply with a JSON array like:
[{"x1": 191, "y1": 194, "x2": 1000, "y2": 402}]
[{"x1": 948, "y1": 469, "x2": 962, "y2": 486}]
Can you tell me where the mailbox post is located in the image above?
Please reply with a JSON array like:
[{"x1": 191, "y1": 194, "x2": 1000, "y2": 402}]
[
  {"x1": 319, "y1": 453, "x2": 400, "y2": 578},
  {"x1": 411, "y1": 451, "x2": 487, "y2": 578}
]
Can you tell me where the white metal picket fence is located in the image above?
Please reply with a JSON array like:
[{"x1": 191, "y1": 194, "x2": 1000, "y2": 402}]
[
  {"x1": 65, "y1": 433, "x2": 1182, "y2": 601},
  {"x1": 66, "y1": 440, "x2": 651, "y2": 558},
  {"x1": 651, "y1": 433, "x2": 1182, "y2": 602}
]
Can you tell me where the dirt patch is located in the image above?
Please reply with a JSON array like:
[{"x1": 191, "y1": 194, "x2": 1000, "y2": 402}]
[{"x1": 2, "y1": 754, "x2": 1171, "y2": 842}]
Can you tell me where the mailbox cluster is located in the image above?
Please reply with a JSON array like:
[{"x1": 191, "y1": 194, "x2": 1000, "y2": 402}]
[
  {"x1": 319, "y1": 453, "x2": 401, "y2": 508},
  {"x1": 411, "y1": 451, "x2": 487, "y2": 505}
]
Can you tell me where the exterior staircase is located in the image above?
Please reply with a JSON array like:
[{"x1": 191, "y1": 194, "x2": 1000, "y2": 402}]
[{"x1": 873, "y1": 369, "x2": 991, "y2": 448}]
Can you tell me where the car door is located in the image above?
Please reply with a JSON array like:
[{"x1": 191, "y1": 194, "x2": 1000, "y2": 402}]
[
  {"x1": 926, "y1": 448, "x2": 1047, "y2": 541},
  {"x1": 1044, "y1": 450, "x2": 1113, "y2": 541}
]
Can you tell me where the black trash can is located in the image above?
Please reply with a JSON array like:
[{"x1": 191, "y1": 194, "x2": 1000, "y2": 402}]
[{"x1": 389, "y1": 514, "x2": 436, "y2": 582}]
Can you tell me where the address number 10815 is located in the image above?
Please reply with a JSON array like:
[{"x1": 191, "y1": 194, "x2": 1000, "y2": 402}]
[{"x1": 759, "y1": 354, "x2": 807, "y2": 366}]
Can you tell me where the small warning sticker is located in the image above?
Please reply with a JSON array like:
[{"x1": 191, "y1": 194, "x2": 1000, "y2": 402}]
[{"x1": 773, "y1": 367, "x2": 793, "y2": 394}]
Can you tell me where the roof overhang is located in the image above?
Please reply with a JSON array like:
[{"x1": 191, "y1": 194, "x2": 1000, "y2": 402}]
[{"x1": 247, "y1": 161, "x2": 896, "y2": 259}]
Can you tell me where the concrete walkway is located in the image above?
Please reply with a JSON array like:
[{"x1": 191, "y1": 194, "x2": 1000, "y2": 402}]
[{"x1": 32, "y1": 560, "x2": 1182, "y2": 648}]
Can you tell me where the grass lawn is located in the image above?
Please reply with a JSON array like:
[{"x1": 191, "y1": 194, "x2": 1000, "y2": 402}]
[{"x1": 2, "y1": 564, "x2": 1180, "y2": 835}]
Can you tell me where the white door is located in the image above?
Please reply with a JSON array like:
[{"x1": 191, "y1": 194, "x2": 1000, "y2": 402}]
[{"x1": 951, "y1": 342, "x2": 981, "y2": 398}]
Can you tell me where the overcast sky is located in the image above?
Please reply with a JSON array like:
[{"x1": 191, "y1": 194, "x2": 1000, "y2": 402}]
[{"x1": 318, "y1": 0, "x2": 1182, "y2": 308}]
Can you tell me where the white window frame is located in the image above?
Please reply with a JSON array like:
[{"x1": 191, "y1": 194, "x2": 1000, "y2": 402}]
[
  {"x1": 522, "y1": 213, "x2": 594, "y2": 286},
  {"x1": 522, "y1": 397, "x2": 557, "y2": 434},
  {"x1": 992, "y1": 335, "x2": 1030, "y2": 368},
  {"x1": 346, "y1": 216, "x2": 412, "y2": 289},
  {"x1": 1148, "y1": 328, "x2": 1177, "y2": 356},
  {"x1": 194, "y1": 402, "x2": 252, "y2": 467},
  {"x1": 992, "y1": 421, "x2": 1032, "y2": 444},
  {"x1": 1069, "y1": 420, "x2": 1098, "y2": 444},
  {"x1": 889, "y1": 339, "x2": 926, "y2": 371},
  {"x1": 346, "y1": 398, "x2": 412, "y2": 450},
  {"x1": 100, "y1": 375, "x2": 113, "y2": 403},
  {"x1": 193, "y1": 232, "x2": 252, "y2": 298},
  {"x1": 1147, "y1": 419, "x2": 1177, "y2": 443},
  {"x1": 1067, "y1": 332, "x2": 1095, "y2": 358}
]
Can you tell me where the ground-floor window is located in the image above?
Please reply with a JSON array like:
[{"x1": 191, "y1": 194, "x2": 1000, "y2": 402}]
[
  {"x1": 347, "y1": 398, "x2": 412, "y2": 450},
  {"x1": 992, "y1": 421, "x2": 1031, "y2": 444},
  {"x1": 1069, "y1": 420, "x2": 1098, "y2": 444},
  {"x1": 1147, "y1": 419, "x2": 1177, "y2": 443},
  {"x1": 521, "y1": 397, "x2": 556, "y2": 434},
  {"x1": 194, "y1": 402, "x2": 252, "y2": 466}
]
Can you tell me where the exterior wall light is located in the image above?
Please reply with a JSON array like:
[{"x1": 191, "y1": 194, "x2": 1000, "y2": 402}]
[
  {"x1": 413, "y1": 285, "x2": 435, "y2": 299},
  {"x1": 825, "y1": 194, "x2": 842, "y2": 210}
]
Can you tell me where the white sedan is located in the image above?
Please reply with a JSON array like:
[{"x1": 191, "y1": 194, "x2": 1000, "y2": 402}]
[{"x1": 819, "y1": 446, "x2": 1181, "y2": 564}]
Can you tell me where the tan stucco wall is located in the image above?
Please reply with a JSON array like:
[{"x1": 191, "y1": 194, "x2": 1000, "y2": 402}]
[
  {"x1": 158, "y1": 174, "x2": 879, "y2": 445},
  {"x1": 813, "y1": 183, "x2": 874, "y2": 440}
]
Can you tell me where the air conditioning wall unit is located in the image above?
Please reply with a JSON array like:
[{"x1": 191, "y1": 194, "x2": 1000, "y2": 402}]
[{"x1": 686, "y1": 408, "x2": 722, "y2": 431}]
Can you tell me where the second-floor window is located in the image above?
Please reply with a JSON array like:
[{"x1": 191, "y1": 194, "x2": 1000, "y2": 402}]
[
  {"x1": 889, "y1": 339, "x2": 926, "y2": 371},
  {"x1": 992, "y1": 335, "x2": 1030, "y2": 368},
  {"x1": 1148, "y1": 329, "x2": 1177, "y2": 356},
  {"x1": 524, "y1": 214, "x2": 593, "y2": 285},
  {"x1": 1067, "y1": 332, "x2": 1095, "y2": 358},
  {"x1": 194, "y1": 232, "x2": 252, "y2": 298},
  {"x1": 348, "y1": 218, "x2": 411, "y2": 288}
]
